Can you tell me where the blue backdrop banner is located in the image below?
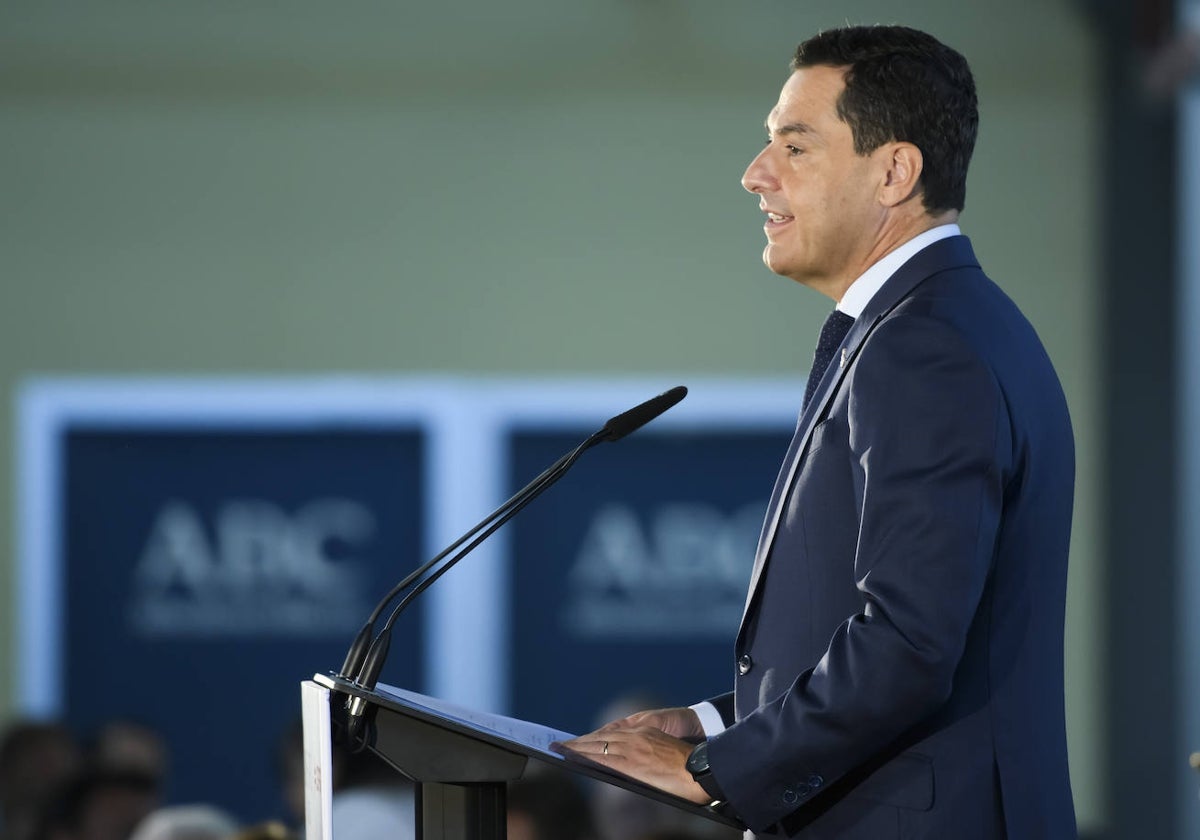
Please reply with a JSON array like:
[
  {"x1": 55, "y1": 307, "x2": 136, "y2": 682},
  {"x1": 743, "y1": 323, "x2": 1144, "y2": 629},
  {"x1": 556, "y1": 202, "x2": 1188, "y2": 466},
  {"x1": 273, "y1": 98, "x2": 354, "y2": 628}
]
[
  {"x1": 505, "y1": 428, "x2": 792, "y2": 735},
  {"x1": 60, "y1": 426, "x2": 426, "y2": 822}
]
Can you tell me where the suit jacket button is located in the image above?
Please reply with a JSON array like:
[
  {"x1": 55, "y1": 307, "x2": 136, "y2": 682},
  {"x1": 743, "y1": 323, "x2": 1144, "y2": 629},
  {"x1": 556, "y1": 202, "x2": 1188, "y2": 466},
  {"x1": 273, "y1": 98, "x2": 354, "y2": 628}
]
[
  {"x1": 781, "y1": 788, "x2": 797, "y2": 804},
  {"x1": 808, "y1": 775, "x2": 823, "y2": 789},
  {"x1": 737, "y1": 654, "x2": 753, "y2": 675}
]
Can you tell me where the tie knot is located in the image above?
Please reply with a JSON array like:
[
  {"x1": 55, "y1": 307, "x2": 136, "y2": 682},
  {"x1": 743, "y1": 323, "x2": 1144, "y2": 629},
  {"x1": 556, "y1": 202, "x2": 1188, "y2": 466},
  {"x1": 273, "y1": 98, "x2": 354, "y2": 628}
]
[
  {"x1": 817, "y1": 309, "x2": 855, "y2": 355},
  {"x1": 803, "y1": 309, "x2": 855, "y2": 412}
]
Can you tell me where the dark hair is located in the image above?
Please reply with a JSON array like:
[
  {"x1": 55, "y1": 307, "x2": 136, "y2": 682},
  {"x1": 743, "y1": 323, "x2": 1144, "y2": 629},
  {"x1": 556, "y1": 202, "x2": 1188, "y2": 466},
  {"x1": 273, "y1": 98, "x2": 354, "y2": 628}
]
[
  {"x1": 31, "y1": 768, "x2": 160, "y2": 840},
  {"x1": 507, "y1": 769, "x2": 594, "y2": 840},
  {"x1": 792, "y1": 26, "x2": 978, "y2": 214}
]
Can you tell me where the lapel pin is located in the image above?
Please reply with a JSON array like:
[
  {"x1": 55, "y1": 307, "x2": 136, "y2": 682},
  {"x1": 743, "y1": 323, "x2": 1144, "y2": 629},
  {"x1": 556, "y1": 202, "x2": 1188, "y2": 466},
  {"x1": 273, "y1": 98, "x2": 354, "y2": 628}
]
[{"x1": 840, "y1": 348, "x2": 849, "y2": 368}]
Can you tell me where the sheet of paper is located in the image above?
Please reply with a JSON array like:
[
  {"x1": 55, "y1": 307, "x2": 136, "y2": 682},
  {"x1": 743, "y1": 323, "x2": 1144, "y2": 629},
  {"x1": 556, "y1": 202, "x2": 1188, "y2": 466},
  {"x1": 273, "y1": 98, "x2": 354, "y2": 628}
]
[
  {"x1": 376, "y1": 683, "x2": 577, "y2": 756},
  {"x1": 300, "y1": 680, "x2": 334, "y2": 840}
]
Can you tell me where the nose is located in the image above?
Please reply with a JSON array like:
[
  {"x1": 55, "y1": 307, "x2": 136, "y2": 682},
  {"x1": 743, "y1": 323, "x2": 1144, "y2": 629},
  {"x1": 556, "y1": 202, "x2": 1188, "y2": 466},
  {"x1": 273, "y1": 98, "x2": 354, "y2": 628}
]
[{"x1": 741, "y1": 146, "x2": 774, "y2": 194}]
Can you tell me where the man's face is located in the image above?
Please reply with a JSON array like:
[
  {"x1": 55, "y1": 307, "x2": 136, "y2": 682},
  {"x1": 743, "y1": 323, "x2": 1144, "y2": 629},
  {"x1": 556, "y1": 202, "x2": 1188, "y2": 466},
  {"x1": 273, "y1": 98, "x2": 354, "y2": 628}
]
[{"x1": 742, "y1": 66, "x2": 886, "y2": 290}]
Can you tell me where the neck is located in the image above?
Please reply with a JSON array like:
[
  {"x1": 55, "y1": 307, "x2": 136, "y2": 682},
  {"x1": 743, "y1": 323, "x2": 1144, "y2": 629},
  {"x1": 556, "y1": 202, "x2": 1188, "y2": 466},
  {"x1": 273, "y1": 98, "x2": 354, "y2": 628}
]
[{"x1": 816, "y1": 210, "x2": 959, "y2": 303}]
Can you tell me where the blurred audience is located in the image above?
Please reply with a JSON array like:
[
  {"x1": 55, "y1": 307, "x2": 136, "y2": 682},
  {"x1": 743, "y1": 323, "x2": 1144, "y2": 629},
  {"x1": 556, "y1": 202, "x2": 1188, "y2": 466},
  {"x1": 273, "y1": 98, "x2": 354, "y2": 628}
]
[
  {"x1": 2, "y1": 701, "x2": 738, "y2": 840},
  {"x1": 30, "y1": 769, "x2": 159, "y2": 840},
  {"x1": 89, "y1": 724, "x2": 168, "y2": 788},
  {"x1": 229, "y1": 823, "x2": 292, "y2": 840},
  {"x1": 506, "y1": 766, "x2": 594, "y2": 840},
  {"x1": 126, "y1": 805, "x2": 237, "y2": 840},
  {"x1": 1, "y1": 722, "x2": 84, "y2": 840},
  {"x1": 328, "y1": 745, "x2": 414, "y2": 840}
]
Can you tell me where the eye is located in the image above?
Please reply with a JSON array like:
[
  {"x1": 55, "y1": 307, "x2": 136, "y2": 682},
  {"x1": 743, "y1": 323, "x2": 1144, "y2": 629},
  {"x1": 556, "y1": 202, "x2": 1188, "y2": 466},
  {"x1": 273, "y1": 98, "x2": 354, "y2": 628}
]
[{"x1": 786, "y1": 144, "x2": 803, "y2": 157}]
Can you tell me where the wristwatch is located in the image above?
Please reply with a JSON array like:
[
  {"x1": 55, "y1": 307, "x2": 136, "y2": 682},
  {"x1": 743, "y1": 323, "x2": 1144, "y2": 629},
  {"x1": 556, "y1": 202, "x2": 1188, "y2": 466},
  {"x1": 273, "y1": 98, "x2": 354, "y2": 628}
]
[{"x1": 686, "y1": 741, "x2": 726, "y2": 804}]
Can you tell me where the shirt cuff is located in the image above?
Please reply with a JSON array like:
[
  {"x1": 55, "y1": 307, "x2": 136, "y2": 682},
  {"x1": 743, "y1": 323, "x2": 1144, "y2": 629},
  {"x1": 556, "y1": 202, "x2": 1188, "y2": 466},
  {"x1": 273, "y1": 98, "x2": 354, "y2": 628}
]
[{"x1": 689, "y1": 701, "x2": 727, "y2": 737}]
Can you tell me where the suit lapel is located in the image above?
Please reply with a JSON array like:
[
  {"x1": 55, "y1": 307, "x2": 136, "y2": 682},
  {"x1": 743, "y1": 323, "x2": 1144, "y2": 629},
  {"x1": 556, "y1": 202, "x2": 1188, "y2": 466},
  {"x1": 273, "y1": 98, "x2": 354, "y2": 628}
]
[{"x1": 739, "y1": 236, "x2": 981, "y2": 633}]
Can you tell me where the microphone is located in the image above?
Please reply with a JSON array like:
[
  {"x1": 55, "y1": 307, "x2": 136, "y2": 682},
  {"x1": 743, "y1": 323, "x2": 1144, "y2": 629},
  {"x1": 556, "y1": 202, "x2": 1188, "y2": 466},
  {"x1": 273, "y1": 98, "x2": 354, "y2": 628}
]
[
  {"x1": 600, "y1": 385, "x2": 687, "y2": 442},
  {"x1": 340, "y1": 386, "x2": 688, "y2": 722}
]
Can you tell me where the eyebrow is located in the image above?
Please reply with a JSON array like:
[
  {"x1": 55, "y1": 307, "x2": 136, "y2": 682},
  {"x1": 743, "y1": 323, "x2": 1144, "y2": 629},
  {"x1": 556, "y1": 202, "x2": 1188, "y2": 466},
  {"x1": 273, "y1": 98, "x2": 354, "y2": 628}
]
[{"x1": 765, "y1": 120, "x2": 816, "y2": 138}]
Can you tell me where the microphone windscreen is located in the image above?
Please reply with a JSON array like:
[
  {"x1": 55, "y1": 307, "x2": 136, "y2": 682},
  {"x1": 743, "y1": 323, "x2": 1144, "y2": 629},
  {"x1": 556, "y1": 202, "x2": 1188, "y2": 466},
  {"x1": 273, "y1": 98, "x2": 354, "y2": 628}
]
[{"x1": 601, "y1": 386, "x2": 687, "y2": 442}]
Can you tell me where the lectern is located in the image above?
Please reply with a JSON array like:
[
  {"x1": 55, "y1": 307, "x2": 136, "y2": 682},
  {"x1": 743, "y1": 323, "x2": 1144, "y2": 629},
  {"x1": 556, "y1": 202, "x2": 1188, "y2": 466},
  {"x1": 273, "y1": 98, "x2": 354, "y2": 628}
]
[{"x1": 302, "y1": 673, "x2": 742, "y2": 840}]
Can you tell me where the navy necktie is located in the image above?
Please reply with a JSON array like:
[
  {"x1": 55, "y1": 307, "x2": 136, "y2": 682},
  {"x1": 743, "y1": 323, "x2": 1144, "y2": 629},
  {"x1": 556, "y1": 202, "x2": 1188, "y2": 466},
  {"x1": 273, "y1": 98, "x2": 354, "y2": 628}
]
[{"x1": 802, "y1": 309, "x2": 855, "y2": 412}]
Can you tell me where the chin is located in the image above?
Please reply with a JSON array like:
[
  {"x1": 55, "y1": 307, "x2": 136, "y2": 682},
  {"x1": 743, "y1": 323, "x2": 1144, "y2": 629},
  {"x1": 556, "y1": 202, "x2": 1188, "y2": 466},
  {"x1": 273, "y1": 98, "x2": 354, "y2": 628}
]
[
  {"x1": 761, "y1": 247, "x2": 782, "y2": 275},
  {"x1": 762, "y1": 250, "x2": 797, "y2": 279},
  {"x1": 761, "y1": 238, "x2": 797, "y2": 269}
]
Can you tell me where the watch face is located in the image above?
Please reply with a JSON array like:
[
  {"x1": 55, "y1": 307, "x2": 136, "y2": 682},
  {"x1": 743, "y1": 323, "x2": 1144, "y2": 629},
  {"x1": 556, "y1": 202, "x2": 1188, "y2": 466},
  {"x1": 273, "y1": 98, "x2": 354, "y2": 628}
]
[{"x1": 687, "y1": 741, "x2": 709, "y2": 775}]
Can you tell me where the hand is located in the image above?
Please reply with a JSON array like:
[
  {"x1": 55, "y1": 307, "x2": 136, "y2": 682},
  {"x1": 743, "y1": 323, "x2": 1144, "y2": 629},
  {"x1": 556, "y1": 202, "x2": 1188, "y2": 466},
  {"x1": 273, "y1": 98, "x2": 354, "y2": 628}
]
[
  {"x1": 553, "y1": 726, "x2": 710, "y2": 804},
  {"x1": 596, "y1": 706, "x2": 705, "y2": 742}
]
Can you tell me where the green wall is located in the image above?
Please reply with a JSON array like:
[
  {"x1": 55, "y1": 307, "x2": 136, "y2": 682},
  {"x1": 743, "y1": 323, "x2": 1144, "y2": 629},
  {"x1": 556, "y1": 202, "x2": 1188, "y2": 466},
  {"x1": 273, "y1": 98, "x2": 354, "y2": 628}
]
[{"x1": 0, "y1": 0, "x2": 1102, "y2": 830}]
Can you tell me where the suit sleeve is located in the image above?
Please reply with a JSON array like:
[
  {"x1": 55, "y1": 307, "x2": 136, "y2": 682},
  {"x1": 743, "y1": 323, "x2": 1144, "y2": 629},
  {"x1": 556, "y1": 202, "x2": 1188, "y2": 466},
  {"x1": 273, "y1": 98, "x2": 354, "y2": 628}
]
[
  {"x1": 702, "y1": 693, "x2": 737, "y2": 727},
  {"x1": 705, "y1": 312, "x2": 1010, "y2": 831}
]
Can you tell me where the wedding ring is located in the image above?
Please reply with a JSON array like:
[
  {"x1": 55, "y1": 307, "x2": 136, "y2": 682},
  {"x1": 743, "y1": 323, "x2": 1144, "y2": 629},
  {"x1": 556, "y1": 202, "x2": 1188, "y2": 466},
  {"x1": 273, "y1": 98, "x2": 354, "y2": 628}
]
[{"x1": 602, "y1": 741, "x2": 609, "y2": 755}]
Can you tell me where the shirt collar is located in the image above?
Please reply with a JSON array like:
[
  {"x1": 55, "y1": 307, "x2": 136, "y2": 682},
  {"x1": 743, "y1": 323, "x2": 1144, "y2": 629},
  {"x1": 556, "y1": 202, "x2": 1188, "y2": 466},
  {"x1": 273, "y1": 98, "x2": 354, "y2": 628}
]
[{"x1": 836, "y1": 224, "x2": 961, "y2": 318}]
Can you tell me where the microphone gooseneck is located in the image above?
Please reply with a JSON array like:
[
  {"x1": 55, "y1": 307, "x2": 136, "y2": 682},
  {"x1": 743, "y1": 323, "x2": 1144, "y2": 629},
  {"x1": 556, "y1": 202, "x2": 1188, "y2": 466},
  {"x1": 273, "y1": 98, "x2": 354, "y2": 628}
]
[
  {"x1": 339, "y1": 386, "x2": 688, "y2": 722},
  {"x1": 337, "y1": 445, "x2": 579, "y2": 682}
]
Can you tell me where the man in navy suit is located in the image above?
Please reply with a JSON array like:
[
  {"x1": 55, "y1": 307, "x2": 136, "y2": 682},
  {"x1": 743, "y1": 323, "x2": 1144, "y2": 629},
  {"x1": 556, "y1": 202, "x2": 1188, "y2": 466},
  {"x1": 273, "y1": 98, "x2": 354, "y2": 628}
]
[{"x1": 561, "y1": 25, "x2": 1076, "y2": 839}]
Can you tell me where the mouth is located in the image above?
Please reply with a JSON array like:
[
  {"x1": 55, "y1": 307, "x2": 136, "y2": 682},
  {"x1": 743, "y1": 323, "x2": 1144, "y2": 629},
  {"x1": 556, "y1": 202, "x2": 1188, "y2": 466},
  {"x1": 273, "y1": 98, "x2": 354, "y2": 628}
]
[{"x1": 763, "y1": 210, "x2": 794, "y2": 231}]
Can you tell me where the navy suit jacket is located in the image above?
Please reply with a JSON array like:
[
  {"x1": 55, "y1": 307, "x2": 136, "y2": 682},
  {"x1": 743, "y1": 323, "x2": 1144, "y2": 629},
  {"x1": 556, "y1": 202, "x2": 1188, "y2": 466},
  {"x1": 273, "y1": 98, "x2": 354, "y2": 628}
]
[{"x1": 704, "y1": 236, "x2": 1077, "y2": 839}]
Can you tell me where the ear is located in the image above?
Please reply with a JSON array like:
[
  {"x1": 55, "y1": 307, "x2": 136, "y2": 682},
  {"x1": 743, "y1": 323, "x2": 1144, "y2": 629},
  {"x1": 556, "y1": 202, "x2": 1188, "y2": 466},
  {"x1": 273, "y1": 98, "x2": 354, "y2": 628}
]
[{"x1": 878, "y1": 142, "x2": 924, "y2": 208}]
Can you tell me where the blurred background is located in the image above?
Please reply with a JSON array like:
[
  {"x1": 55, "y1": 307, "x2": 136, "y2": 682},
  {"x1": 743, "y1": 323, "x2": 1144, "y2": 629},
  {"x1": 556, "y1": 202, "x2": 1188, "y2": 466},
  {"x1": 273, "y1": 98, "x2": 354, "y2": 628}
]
[{"x1": 1, "y1": 0, "x2": 1196, "y2": 838}]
